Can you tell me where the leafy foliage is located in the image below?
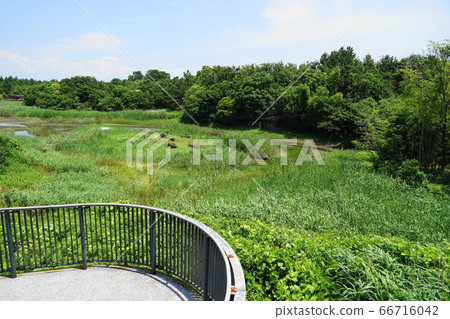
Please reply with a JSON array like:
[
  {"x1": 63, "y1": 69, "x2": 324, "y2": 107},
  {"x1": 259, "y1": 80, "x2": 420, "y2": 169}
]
[
  {"x1": 189, "y1": 215, "x2": 449, "y2": 301},
  {"x1": 0, "y1": 135, "x2": 20, "y2": 170}
]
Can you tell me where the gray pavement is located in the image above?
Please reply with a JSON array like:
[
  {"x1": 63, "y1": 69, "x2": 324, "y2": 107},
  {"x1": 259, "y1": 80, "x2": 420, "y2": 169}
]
[{"x1": 0, "y1": 266, "x2": 198, "y2": 301}]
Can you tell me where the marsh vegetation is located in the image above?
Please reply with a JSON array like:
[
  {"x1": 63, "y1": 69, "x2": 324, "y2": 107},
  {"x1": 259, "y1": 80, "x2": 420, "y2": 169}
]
[{"x1": 0, "y1": 101, "x2": 448, "y2": 300}]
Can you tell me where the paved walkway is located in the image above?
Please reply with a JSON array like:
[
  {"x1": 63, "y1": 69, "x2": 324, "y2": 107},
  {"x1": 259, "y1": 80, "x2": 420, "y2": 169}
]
[{"x1": 0, "y1": 266, "x2": 198, "y2": 301}]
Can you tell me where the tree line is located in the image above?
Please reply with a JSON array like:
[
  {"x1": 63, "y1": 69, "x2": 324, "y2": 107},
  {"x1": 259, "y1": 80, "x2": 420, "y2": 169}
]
[{"x1": 1, "y1": 40, "x2": 448, "y2": 174}]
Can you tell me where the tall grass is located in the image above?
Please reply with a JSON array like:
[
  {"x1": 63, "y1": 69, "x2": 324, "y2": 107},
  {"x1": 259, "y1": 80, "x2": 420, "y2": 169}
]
[
  {"x1": 6, "y1": 123, "x2": 447, "y2": 243},
  {"x1": 0, "y1": 100, "x2": 181, "y2": 122},
  {"x1": 156, "y1": 150, "x2": 449, "y2": 244},
  {"x1": 1, "y1": 111, "x2": 448, "y2": 300}
]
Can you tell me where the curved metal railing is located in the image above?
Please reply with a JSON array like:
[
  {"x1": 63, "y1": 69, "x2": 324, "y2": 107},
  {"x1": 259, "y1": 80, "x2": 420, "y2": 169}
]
[{"x1": 0, "y1": 204, "x2": 246, "y2": 301}]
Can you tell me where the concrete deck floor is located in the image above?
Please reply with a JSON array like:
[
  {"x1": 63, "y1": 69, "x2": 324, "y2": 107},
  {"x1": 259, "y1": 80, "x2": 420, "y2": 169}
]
[{"x1": 0, "y1": 266, "x2": 198, "y2": 301}]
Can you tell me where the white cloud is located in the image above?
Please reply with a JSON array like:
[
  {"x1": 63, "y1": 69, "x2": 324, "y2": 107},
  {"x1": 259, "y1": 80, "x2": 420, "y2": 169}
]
[
  {"x1": 0, "y1": 50, "x2": 29, "y2": 64},
  {"x1": 0, "y1": 50, "x2": 33, "y2": 72},
  {"x1": 58, "y1": 32, "x2": 121, "y2": 52},
  {"x1": 0, "y1": 32, "x2": 132, "y2": 79},
  {"x1": 256, "y1": 0, "x2": 426, "y2": 45},
  {"x1": 62, "y1": 56, "x2": 132, "y2": 79},
  {"x1": 200, "y1": 0, "x2": 449, "y2": 62},
  {"x1": 0, "y1": 50, "x2": 132, "y2": 80},
  {"x1": 262, "y1": 0, "x2": 311, "y2": 24}
]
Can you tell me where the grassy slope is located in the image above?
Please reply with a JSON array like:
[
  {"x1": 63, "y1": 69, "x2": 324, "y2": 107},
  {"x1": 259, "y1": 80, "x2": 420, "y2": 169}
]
[{"x1": 0, "y1": 102, "x2": 449, "y2": 300}]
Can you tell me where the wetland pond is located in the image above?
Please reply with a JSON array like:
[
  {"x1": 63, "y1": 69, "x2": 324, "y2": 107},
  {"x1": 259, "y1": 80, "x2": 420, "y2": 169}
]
[{"x1": 0, "y1": 117, "x2": 150, "y2": 138}]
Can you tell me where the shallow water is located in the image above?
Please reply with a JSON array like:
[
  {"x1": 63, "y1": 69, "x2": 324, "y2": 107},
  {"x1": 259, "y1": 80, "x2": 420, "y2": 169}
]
[
  {"x1": 0, "y1": 117, "x2": 157, "y2": 138},
  {"x1": 14, "y1": 130, "x2": 36, "y2": 137},
  {"x1": 0, "y1": 118, "x2": 74, "y2": 137},
  {"x1": 0, "y1": 122, "x2": 26, "y2": 128}
]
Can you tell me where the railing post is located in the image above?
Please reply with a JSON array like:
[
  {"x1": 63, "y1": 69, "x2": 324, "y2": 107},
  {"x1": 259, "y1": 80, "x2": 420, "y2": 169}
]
[
  {"x1": 150, "y1": 210, "x2": 156, "y2": 274},
  {"x1": 5, "y1": 211, "x2": 17, "y2": 278},
  {"x1": 202, "y1": 235, "x2": 210, "y2": 301},
  {"x1": 78, "y1": 206, "x2": 87, "y2": 270}
]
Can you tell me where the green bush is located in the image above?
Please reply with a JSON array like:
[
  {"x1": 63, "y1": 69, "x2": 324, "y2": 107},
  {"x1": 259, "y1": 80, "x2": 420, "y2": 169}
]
[
  {"x1": 189, "y1": 214, "x2": 449, "y2": 301},
  {"x1": 0, "y1": 136, "x2": 20, "y2": 169},
  {"x1": 374, "y1": 159, "x2": 428, "y2": 187},
  {"x1": 396, "y1": 160, "x2": 428, "y2": 186}
]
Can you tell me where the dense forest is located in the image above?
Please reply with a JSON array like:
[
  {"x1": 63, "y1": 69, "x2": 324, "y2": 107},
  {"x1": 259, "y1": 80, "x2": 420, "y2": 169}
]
[{"x1": 1, "y1": 40, "x2": 448, "y2": 179}]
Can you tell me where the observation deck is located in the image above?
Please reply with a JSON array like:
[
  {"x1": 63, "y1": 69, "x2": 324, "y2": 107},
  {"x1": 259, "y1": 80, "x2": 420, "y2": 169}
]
[{"x1": 0, "y1": 204, "x2": 246, "y2": 301}]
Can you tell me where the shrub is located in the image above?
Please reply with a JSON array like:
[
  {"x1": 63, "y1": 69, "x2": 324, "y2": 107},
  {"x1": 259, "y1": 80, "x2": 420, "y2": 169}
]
[
  {"x1": 396, "y1": 159, "x2": 428, "y2": 186},
  {"x1": 187, "y1": 214, "x2": 449, "y2": 301},
  {"x1": 0, "y1": 136, "x2": 20, "y2": 169},
  {"x1": 374, "y1": 159, "x2": 428, "y2": 187}
]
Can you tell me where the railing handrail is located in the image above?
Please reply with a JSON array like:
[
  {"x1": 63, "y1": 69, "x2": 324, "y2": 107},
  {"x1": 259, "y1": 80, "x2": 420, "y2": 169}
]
[{"x1": 0, "y1": 203, "x2": 246, "y2": 301}]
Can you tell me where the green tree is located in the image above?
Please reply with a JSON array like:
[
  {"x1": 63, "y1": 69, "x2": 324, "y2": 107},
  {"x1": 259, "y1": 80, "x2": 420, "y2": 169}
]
[
  {"x1": 234, "y1": 72, "x2": 274, "y2": 124},
  {"x1": 214, "y1": 96, "x2": 236, "y2": 124},
  {"x1": 145, "y1": 69, "x2": 170, "y2": 82},
  {"x1": 427, "y1": 40, "x2": 450, "y2": 170},
  {"x1": 196, "y1": 66, "x2": 219, "y2": 86},
  {"x1": 139, "y1": 79, "x2": 174, "y2": 109},
  {"x1": 97, "y1": 94, "x2": 122, "y2": 111},
  {"x1": 128, "y1": 71, "x2": 144, "y2": 81},
  {"x1": 281, "y1": 84, "x2": 310, "y2": 129},
  {"x1": 398, "y1": 51, "x2": 448, "y2": 169},
  {"x1": 182, "y1": 84, "x2": 221, "y2": 124}
]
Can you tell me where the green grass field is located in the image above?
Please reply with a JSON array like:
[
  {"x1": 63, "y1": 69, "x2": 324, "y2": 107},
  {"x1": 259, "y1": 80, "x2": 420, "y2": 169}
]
[
  {"x1": 0, "y1": 100, "x2": 182, "y2": 122},
  {"x1": 1, "y1": 101, "x2": 449, "y2": 300}
]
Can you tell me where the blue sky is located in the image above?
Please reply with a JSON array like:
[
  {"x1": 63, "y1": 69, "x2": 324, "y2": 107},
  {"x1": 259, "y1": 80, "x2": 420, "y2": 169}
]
[{"x1": 1, "y1": 0, "x2": 449, "y2": 80}]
